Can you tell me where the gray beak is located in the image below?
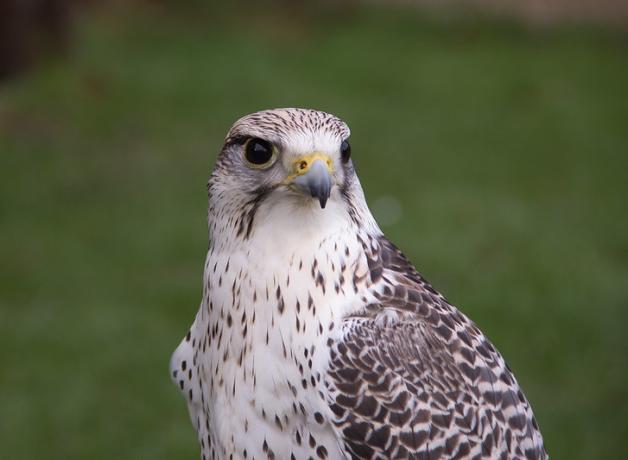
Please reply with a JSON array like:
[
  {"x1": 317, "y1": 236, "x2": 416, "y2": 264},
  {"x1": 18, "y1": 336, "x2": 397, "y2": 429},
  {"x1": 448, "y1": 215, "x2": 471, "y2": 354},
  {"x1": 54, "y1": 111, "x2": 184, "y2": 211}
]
[{"x1": 292, "y1": 159, "x2": 333, "y2": 209}]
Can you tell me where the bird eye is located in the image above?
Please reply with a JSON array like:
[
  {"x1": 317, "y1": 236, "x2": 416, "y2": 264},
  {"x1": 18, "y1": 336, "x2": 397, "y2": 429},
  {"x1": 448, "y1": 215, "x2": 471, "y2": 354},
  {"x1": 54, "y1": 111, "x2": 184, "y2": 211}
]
[
  {"x1": 244, "y1": 138, "x2": 276, "y2": 168},
  {"x1": 340, "y1": 140, "x2": 351, "y2": 163}
]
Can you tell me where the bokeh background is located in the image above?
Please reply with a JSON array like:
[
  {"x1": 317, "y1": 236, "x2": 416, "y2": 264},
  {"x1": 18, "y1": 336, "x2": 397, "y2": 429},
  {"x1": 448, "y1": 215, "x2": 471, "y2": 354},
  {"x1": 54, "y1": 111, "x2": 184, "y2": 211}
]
[{"x1": 2, "y1": 1, "x2": 627, "y2": 459}]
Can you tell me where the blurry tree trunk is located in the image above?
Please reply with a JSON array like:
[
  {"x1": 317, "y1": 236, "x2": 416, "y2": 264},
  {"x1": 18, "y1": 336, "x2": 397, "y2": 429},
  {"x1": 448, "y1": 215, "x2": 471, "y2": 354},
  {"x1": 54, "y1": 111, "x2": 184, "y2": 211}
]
[{"x1": 0, "y1": 0, "x2": 71, "y2": 80}]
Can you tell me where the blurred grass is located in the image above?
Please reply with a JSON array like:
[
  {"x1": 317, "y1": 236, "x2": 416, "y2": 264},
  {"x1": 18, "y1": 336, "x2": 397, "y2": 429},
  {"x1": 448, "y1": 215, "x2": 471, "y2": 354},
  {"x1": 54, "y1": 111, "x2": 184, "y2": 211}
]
[{"x1": 1, "y1": 4, "x2": 627, "y2": 459}]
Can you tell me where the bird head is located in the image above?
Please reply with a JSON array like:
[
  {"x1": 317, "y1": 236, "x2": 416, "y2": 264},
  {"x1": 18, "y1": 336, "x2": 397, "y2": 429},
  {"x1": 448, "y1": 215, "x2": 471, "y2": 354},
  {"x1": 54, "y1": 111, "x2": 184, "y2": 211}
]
[
  {"x1": 205, "y1": 108, "x2": 382, "y2": 248},
  {"x1": 210, "y1": 108, "x2": 354, "y2": 212}
]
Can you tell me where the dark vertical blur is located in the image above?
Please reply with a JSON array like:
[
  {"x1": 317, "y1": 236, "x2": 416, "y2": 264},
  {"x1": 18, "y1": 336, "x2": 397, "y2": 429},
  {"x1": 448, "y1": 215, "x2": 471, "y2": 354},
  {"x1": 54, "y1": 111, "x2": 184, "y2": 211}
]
[{"x1": 0, "y1": 0, "x2": 72, "y2": 79}]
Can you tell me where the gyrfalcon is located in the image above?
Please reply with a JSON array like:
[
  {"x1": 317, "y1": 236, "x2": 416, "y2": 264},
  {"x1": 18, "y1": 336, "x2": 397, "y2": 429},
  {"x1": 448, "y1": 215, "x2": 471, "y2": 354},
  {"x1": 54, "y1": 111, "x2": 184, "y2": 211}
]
[{"x1": 170, "y1": 108, "x2": 547, "y2": 459}]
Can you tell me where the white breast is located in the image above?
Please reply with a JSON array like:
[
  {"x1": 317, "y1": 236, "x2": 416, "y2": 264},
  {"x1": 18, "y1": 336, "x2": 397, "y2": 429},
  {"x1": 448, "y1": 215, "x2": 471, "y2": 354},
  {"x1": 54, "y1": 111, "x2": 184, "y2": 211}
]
[{"x1": 171, "y1": 195, "x2": 373, "y2": 459}]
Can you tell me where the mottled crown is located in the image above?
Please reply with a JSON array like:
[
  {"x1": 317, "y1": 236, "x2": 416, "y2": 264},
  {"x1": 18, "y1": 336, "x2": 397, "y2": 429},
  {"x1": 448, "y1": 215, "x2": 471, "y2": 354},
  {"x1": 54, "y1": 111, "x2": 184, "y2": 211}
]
[{"x1": 225, "y1": 108, "x2": 350, "y2": 145}]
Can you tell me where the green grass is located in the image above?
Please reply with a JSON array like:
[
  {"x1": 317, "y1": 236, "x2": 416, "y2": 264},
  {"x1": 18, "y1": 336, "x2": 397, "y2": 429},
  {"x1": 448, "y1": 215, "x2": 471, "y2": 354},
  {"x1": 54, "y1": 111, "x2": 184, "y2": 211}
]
[{"x1": 1, "y1": 5, "x2": 627, "y2": 459}]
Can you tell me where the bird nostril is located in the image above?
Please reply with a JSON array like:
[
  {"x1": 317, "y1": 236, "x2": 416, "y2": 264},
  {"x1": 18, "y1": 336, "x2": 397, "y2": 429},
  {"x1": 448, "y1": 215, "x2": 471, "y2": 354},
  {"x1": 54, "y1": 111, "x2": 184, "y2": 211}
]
[{"x1": 299, "y1": 161, "x2": 308, "y2": 171}]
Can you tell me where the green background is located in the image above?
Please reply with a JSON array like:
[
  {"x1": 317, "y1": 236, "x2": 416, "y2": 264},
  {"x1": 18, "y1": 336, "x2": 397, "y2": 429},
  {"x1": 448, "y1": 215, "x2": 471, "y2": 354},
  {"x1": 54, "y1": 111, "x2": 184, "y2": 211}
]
[{"x1": 1, "y1": 3, "x2": 627, "y2": 459}]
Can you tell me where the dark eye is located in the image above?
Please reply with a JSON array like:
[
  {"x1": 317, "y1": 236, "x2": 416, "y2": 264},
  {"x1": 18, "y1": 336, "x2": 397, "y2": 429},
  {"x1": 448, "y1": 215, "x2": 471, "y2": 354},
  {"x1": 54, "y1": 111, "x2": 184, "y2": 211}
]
[
  {"x1": 244, "y1": 138, "x2": 275, "y2": 167},
  {"x1": 340, "y1": 140, "x2": 351, "y2": 163}
]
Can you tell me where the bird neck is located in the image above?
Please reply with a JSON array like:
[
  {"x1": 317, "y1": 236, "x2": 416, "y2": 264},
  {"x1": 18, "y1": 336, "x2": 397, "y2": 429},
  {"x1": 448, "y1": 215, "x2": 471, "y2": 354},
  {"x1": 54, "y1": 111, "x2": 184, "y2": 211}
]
[
  {"x1": 203, "y1": 183, "x2": 383, "y2": 325},
  {"x1": 206, "y1": 180, "x2": 380, "y2": 256}
]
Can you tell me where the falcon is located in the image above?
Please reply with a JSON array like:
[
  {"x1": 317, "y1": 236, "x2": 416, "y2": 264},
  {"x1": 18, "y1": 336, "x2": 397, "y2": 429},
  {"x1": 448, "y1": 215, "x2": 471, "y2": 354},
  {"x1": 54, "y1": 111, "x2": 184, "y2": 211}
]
[{"x1": 170, "y1": 108, "x2": 547, "y2": 459}]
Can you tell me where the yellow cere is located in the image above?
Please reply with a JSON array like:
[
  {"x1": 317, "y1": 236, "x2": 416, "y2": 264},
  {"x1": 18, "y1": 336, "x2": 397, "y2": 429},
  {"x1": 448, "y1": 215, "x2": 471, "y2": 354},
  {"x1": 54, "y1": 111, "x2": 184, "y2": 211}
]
[{"x1": 284, "y1": 152, "x2": 334, "y2": 184}]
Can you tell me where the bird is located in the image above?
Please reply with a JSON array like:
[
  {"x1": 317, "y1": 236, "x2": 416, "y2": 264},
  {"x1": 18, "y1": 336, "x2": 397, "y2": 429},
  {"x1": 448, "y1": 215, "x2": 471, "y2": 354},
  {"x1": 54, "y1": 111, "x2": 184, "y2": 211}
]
[{"x1": 170, "y1": 108, "x2": 547, "y2": 460}]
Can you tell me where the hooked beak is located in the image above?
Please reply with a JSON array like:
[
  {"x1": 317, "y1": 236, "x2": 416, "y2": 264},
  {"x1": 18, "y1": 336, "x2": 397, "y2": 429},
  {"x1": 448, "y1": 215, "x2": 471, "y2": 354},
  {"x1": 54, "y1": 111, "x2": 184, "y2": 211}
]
[{"x1": 287, "y1": 153, "x2": 334, "y2": 209}]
